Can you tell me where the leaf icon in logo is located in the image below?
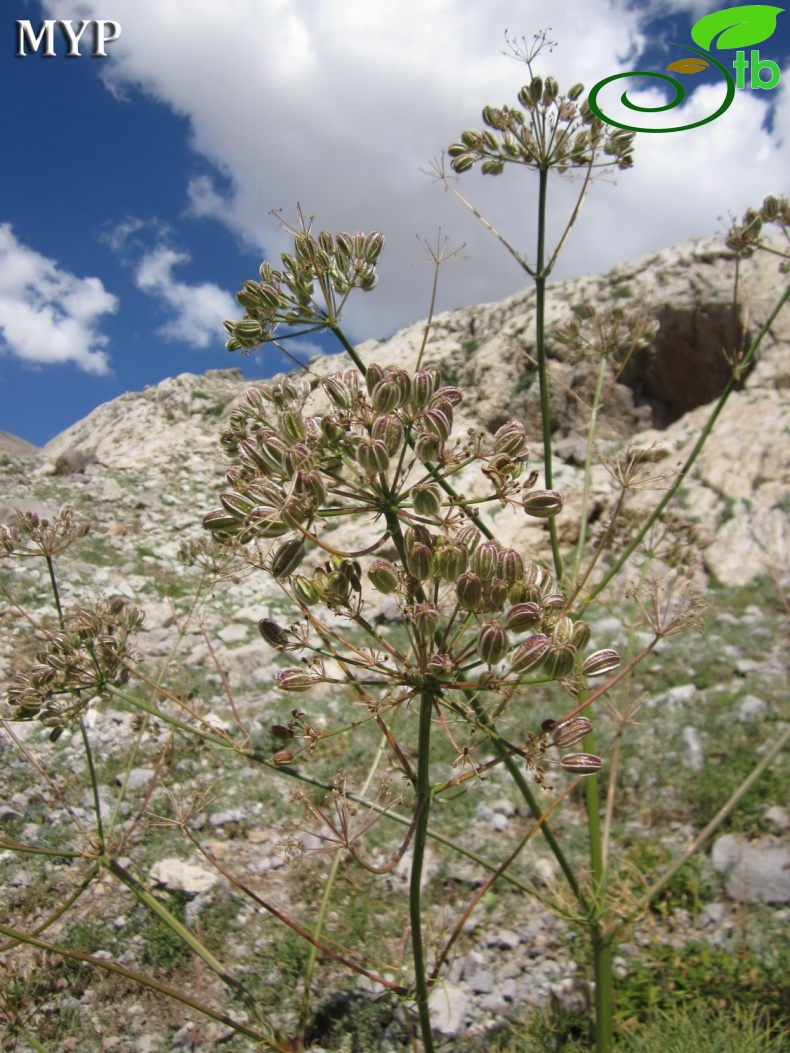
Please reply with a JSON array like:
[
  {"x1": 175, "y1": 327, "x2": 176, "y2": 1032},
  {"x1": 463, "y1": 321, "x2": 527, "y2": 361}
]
[
  {"x1": 666, "y1": 58, "x2": 710, "y2": 73},
  {"x1": 691, "y1": 4, "x2": 783, "y2": 50}
]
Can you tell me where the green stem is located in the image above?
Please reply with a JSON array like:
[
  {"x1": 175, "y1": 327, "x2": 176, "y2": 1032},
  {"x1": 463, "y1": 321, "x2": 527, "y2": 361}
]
[
  {"x1": 571, "y1": 354, "x2": 609, "y2": 585},
  {"x1": 593, "y1": 927, "x2": 615, "y2": 1053},
  {"x1": 22, "y1": 1035, "x2": 48, "y2": 1053},
  {"x1": 106, "y1": 684, "x2": 240, "y2": 751},
  {"x1": 534, "y1": 167, "x2": 563, "y2": 580},
  {"x1": 45, "y1": 553, "x2": 64, "y2": 623},
  {"x1": 411, "y1": 690, "x2": 437, "y2": 1053},
  {"x1": 582, "y1": 714, "x2": 615, "y2": 1053},
  {"x1": 104, "y1": 857, "x2": 268, "y2": 1030},
  {"x1": 469, "y1": 698, "x2": 585, "y2": 907},
  {"x1": 79, "y1": 717, "x2": 104, "y2": 851}
]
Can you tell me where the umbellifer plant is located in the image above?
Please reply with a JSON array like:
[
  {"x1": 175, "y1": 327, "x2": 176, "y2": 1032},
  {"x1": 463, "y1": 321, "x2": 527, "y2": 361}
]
[{"x1": 2, "y1": 32, "x2": 789, "y2": 1053}]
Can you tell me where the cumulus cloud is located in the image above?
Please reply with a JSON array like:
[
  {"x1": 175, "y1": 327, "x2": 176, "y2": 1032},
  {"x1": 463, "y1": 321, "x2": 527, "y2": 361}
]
[
  {"x1": 0, "y1": 224, "x2": 117, "y2": 374},
  {"x1": 134, "y1": 246, "x2": 238, "y2": 346},
  {"x1": 41, "y1": 0, "x2": 790, "y2": 342}
]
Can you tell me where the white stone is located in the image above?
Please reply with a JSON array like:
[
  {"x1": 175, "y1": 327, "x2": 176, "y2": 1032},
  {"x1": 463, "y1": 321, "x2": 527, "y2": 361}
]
[
  {"x1": 149, "y1": 858, "x2": 218, "y2": 897},
  {"x1": 428, "y1": 982, "x2": 468, "y2": 1035}
]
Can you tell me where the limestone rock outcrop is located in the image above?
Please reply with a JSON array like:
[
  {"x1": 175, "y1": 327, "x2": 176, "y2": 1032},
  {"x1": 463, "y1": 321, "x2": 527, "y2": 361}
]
[{"x1": 3, "y1": 232, "x2": 788, "y2": 587}]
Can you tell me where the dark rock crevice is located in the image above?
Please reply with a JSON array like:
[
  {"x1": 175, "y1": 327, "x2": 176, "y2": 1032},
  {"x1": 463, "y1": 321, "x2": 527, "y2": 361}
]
[{"x1": 618, "y1": 304, "x2": 750, "y2": 428}]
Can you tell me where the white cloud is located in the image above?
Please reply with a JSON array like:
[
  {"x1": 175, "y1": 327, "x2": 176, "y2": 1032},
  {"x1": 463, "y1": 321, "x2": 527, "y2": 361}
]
[
  {"x1": 134, "y1": 246, "x2": 238, "y2": 346},
  {"x1": 0, "y1": 224, "x2": 117, "y2": 374},
  {"x1": 40, "y1": 0, "x2": 790, "y2": 344}
]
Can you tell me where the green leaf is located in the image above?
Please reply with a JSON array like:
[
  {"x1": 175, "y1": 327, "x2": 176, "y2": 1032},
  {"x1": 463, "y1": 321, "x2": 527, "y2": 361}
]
[{"x1": 691, "y1": 4, "x2": 784, "y2": 50}]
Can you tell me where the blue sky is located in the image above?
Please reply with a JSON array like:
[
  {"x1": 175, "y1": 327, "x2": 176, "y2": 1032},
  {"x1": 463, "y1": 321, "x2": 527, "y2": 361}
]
[{"x1": 2, "y1": 0, "x2": 788, "y2": 447}]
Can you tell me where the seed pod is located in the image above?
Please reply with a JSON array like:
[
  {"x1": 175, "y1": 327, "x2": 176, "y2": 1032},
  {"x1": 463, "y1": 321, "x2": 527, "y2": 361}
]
[
  {"x1": 571, "y1": 620, "x2": 592, "y2": 652},
  {"x1": 368, "y1": 559, "x2": 400, "y2": 594},
  {"x1": 456, "y1": 572, "x2": 483, "y2": 611},
  {"x1": 363, "y1": 231, "x2": 385, "y2": 262},
  {"x1": 275, "y1": 670, "x2": 314, "y2": 692},
  {"x1": 245, "y1": 510, "x2": 290, "y2": 539},
  {"x1": 486, "y1": 578, "x2": 510, "y2": 611},
  {"x1": 478, "y1": 621, "x2": 509, "y2": 665},
  {"x1": 218, "y1": 491, "x2": 257, "y2": 520},
  {"x1": 294, "y1": 469, "x2": 326, "y2": 508},
  {"x1": 510, "y1": 633, "x2": 550, "y2": 673},
  {"x1": 233, "y1": 319, "x2": 264, "y2": 346},
  {"x1": 225, "y1": 466, "x2": 245, "y2": 486},
  {"x1": 271, "y1": 538, "x2": 306, "y2": 579},
  {"x1": 522, "y1": 489, "x2": 564, "y2": 518},
  {"x1": 581, "y1": 649, "x2": 622, "y2": 677},
  {"x1": 280, "y1": 409, "x2": 306, "y2": 444},
  {"x1": 455, "y1": 524, "x2": 481, "y2": 556},
  {"x1": 423, "y1": 407, "x2": 452, "y2": 442},
  {"x1": 507, "y1": 582, "x2": 531, "y2": 605},
  {"x1": 426, "y1": 652, "x2": 455, "y2": 680},
  {"x1": 552, "y1": 616, "x2": 574, "y2": 645},
  {"x1": 271, "y1": 749, "x2": 295, "y2": 765},
  {"x1": 529, "y1": 76, "x2": 543, "y2": 104},
  {"x1": 271, "y1": 723, "x2": 295, "y2": 741},
  {"x1": 412, "y1": 484, "x2": 442, "y2": 517},
  {"x1": 524, "y1": 562, "x2": 544, "y2": 589},
  {"x1": 433, "y1": 385, "x2": 462, "y2": 407},
  {"x1": 411, "y1": 370, "x2": 436, "y2": 410},
  {"x1": 389, "y1": 369, "x2": 412, "y2": 405},
  {"x1": 506, "y1": 602, "x2": 542, "y2": 632},
  {"x1": 405, "y1": 525, "x2": 432, "y2": 550},
  {"x1": 493, "y1": 419, "x2": 528, "y2": 457},
  {"x1": 543, "y1": 643, "x2": 577, "y2": 679},
  {"x1": 283, "y1": 444, "x2": 312, "y2": 478},
  {"x1": 436, "y1": 540, "x2": 468, "y2": 580},
  {"x1": 551, "y1": 717, "x2": 593, "y2": 748},
  {"x1": 357, "y1": 439, "x2": 390, "y2": 475},
  {"x1": 372, "y1": 379, "x2": 401, "y2": 414},
  {"x1": 541, "y1": 593, "x2": 566, "y2": 613},
  {"x1": 412, "y1": 602, "x2": 439, "y2": 637},
  {"x1": 472, "y1": 540, "x2": 500, "y2": 581},
  {"x1": 762, "y1": 195, "x2": 780, "y2": 221},
  {"x1": 365, "y1": 362, "x2": 386, "y2": 396},
  {"x1": 415, "y1": 432, "x2": 441, "y2": 462},
  {"x1": 323, "y1": 374, "x2": 354, "y2": 409},
  {"x1": 239, "y1": 438, "x2": 271, "y2": 473},
  {"x1": 372, "y1": 414, "x2": 404, "y2": 456},
  {"x1": 497, "y1": 548, "x2": 524, "y2": 585},
  {"x1": 481, "y1": 158, "x2": 504, "y2": 176},
  {"x1": 559, "y1": 753, "x2": 602, "y2": 775},
  {"x1": 451, "y1": 152, "x2": 476, "y2": 173},
  {"x1": 259, "y1": 619, "x2": 289, "y2": 650},
  {"x1": 568, "y1": 82, "x2": 585, "y2": 101},
  {"x1": 542, "y1": 77, "x2": 559, "y2": 104},
  {"x1": 256, "y1": 434, "x2": 289, "y2": 474},
  {"x1": 320, "y1": 416, "x2": 345, "y2": 447},
  {"x1": 292, "y1": 575, "x2": 321, "y2": 606},
  {"x1": 406, "y1": 543, "x2": 433, "y2": 581},
  {"x1": 203, "y1": 508, "x2": 242, "y2": 533}
]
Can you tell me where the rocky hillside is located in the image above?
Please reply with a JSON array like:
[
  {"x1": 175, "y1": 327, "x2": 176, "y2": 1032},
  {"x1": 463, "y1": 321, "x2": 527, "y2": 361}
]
[
  {"x1": 1, "y1": 233, "x2": 788, "y2": 1051},
  {"x1": 3, "y1": 231, "x2": 788, "y2": 588}
]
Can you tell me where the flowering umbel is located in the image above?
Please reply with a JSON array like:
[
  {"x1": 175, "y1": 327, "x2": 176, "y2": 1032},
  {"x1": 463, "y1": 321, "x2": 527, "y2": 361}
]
[
  {"x1": 196, "y1": 221, "x2": 616, "y2": 783},
  {"x1": 6, "y1": 597, "x2": 144, "y2": 731},
  {"x1": 447, "y1": 37, "x2": 634, "y2": 176}
]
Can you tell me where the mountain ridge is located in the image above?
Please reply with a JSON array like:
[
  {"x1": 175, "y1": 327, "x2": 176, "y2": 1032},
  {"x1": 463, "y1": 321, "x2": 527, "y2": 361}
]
[{"x1": 2, "y1": 231, "x2": 788, "y2": 587}]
